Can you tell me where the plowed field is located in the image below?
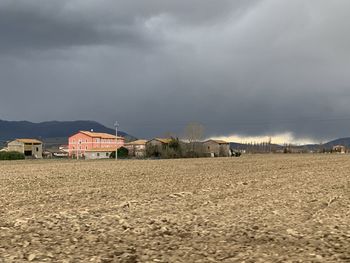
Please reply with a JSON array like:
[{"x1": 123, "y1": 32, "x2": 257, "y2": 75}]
[{"x1": 0, "y1": 155, "x2": 349, "y2": 262}]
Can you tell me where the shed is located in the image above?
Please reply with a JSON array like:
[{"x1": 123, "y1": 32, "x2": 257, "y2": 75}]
[{"x1": 7, "y1": 139, "x2": 43, "y2": 159}]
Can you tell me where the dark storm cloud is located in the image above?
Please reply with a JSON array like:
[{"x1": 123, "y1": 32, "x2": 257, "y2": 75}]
[
  {"x1": 0, "y1": 0, "x2": 255, "y2": 52},
  {"x1": 1, "y1": 0, "x2": 350, "y2": 141},
  {"x1": 0, "y1": 0, "x2": 156, "y2": 52}
]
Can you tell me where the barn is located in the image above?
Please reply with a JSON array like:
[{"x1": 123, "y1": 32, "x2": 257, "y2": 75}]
[
  {"x1": 202, "y1": 139, "x2": 230, "y2": 157},
  {"x1": 7, "y1": 139, "x2": 43, "y2": 159}
]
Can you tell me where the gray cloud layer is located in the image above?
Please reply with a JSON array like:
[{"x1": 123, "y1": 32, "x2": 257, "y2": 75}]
[{"x1": 1, "y1": 0, "x2": 350, "y2": 141}]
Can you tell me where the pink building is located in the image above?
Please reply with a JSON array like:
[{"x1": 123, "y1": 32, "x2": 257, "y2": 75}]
[{"x1": 68, "y1": 131, "x2": 124, "y2": 158}]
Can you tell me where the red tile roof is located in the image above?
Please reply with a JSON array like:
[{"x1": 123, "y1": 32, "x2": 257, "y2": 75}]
[
  {"x1": 125, "y1": 139, "x2": 147, "y2": 146},
  {"x1": 79, "y1": 131, "x2": 123, "y2": 140},
  {"x1": 204, "y1": 139, "x2": 229, "y2": 144},
  {"x1": 16, "y1": 139, "x2": 42, "y2": 144}
]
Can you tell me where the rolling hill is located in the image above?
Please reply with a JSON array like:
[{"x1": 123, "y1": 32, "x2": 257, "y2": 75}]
[{"x1": 323, "y1": 137, "x2": 350, "y2": 148}]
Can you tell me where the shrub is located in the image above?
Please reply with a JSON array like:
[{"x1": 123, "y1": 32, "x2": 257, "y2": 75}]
[
  {"x1": 146, "y1": 138, "x2": 184, "y2": 159},
  {"x1": 109, "y1": 147, "x2": 129, "y2": 159},
  {"x1": 0, "y1": 151, "x2": 25, "y2": 160},
  {"x1": 146, "y1": 145, "x2": 161, "y2": 158}
]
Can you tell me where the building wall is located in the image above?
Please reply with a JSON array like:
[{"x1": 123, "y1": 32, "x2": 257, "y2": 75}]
[
  {"x1": 7, "y1": 141, "x2": 24, "y2": 153},
  {"x1": 68, "y1": 133, "x2": 93, "y2": 157},
  {"x1": 85, "y1": 151, "x2": 112, "y2": 160},
  {"x1": 125, "y1": 144, "x2": 146, "y2": 157},
  {"x1": 203, "y1": 141, "x2": 230, "y2": 157},
  {"x1": 7, "y1": 141, "x2": 43, "y2": 158},
  {"x1": 219, "y1": 144, "x2": 230, "y2": 157},
  {"x1": 68, "y1": 132, "x2": 125, "y2": 157},
  {"x1": 30, "y1": 143, "x2": 43, "y2": 158}
]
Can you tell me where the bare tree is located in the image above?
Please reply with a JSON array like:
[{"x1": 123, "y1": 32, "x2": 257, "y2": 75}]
[
  {"x1": 184, "y1": 122, "x2": 204, "y2": 153},
  {"x1": 184, "y1": 122, "x2": 204, "y2": 143}
]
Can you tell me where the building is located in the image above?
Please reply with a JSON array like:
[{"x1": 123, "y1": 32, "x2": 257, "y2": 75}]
[
  {"x1": 59, "y1": 145, "x2": 69, "y2": 153},
  {"x1": 145, "y1": 138, "x2": 173, "y2": 157},
  {"x1": 332, "y1": 145, "x2": 347, "y2": 154},
  {"x1": 146, "y1": 138, "x2": 172, "y2": 147},
  {"x1": 84, "y1": 148, "x2": 115, "y2": 160},
  {"x1": 202, "y1": 139, "x2": 230, "y2": 157},
  {"x1": 68, "y1": 131, "x2": 124, "y2": 159},
  {"x1": 124, "y1": 139, "x2": 147, "y2": 158},
  {"x1": 7, "y1": 139, "x2": 43, "y2": 158}
]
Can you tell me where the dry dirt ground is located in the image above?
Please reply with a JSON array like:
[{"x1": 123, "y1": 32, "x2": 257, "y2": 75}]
[{"x1": 0, "y1": 155, "x2": 349, "y2": 262}]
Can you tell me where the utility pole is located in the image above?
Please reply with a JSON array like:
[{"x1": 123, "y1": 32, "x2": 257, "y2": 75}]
[
  {"x1": 76, "y1": 140, "x2": 79, "y2": 160},
  {"x1": 114, "y1": 121, "x2": 119, "y2": 160}
]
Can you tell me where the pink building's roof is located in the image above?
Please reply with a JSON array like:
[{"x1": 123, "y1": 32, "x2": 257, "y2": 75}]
[{"x1": 78, "y1": 131, "x2": 124, "y2": 140}]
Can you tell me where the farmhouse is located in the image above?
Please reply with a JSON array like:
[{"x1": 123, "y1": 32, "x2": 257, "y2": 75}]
[
  {"x1": 145, "y1": 138, "x2": 173, "y2": 157},
  {"x1": 68, "y1": 131, "x2": 124, "y2": 159},
  {"x1": 125, "y1": 139, "x2": 147, "y2": 158},
  {"x1": 7, "y1": 139, "x2": 43, "y2": 159},
  {"x1": 146, "y1": 138, "x2": 172, "y2": 147},
  {"x1": 332, "y1": 145, "x2": 347, "y2": 154},
  {"x1": 202, "y1": 139, "x2": 230, "y2": 157}
]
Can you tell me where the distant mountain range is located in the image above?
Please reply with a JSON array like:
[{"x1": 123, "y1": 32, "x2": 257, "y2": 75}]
[{"x1": 0, "y1": 120, "x2": 136, "y2": 148}]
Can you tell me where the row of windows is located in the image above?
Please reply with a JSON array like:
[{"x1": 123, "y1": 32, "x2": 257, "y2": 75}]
[
  {"x1": 72, "y1": 147, "x2": 115, "y2": 152},
  {"x1": 71, "y1": 139, "x2": 116, "y2": 143},
  {"x1": 72, "y1": 146, "x2": 88, "y2": 150},
  {"x1": 96, "y1": 153, "x2": 109, "y2": 157},
  {"x1": 71, "y1": 139, "x2": 89, "y2": 143}
]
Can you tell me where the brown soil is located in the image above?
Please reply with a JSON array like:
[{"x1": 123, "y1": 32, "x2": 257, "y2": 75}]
[{"x1": 0, "y1": 155, "x2": 349, "y2": 262}]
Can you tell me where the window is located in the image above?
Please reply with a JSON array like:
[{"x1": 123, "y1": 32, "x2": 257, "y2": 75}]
[
  {"x1": 86, "y1": 146, "x2": 88, "y2": 150},
  {"x1": 106, "y1": 153, "x2": 109, "y2": 157},
  {"x1": 97, "y1": 153, "x2": 100, "y2": 157},
  {"x1": 36, "y1": 147, "x2": 39, "y2": 151}
]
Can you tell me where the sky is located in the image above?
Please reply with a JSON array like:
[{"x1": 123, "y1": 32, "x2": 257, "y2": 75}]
[{"x1": 1, "y1": 0, "x2": 350, "y2": 143}]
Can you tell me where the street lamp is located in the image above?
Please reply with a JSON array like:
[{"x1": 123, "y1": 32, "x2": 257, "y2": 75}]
[{"x1": 114, "y1": 121, "x2": 119, "y2": 160}]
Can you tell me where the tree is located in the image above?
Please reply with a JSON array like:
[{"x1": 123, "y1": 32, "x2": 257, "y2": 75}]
[
  {"x1": 109, "y1": 147, "x2": 129, "y2": 159},
  {"x1": 184, "y1": 122, "x2": 204, "y2": 143},
  {"x1": 184, "y1": 122, "x2": 205, "y2": 156},
  {"x1": 184, "y1": 122, "x2": 204, "y2": 145}
]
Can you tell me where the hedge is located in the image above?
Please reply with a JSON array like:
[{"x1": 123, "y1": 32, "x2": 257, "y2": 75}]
[{"x1": 0, "y1": 151, "x2": 25, "y2": 160}]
